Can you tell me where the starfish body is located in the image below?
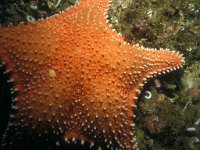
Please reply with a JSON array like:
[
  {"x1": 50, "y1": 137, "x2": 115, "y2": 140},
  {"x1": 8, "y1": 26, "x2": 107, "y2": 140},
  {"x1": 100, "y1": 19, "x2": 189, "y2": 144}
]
[{"x1": 0, "y1": 0, "x2": 184, "y2": 149}]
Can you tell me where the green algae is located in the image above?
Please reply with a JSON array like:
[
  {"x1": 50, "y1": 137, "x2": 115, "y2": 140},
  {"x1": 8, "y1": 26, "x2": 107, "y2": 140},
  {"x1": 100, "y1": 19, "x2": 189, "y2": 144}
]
[{"x1": 0, "y1": 0, "x2": 79, "y2": 26}]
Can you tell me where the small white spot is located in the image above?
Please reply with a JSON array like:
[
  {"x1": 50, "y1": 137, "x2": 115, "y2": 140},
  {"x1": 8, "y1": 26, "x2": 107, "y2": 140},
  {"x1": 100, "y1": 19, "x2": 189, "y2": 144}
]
[
  {"x1": 26, "y1": 15, "x2": 36, "y2": 23},
  {"x1": 64, "y1": 137, "x2": 68, "y2": 142},
  {"x1": 49, "y1": 69, "x2": 57, "y2": 78},
  {"x1": 194, "y1": 118, "x2": 200, "y2": 125},
  {"x1": 90, "y1": 142, "x2": 94, "y2": 148},
  {"x1": 186, "y1": 127, "x2": 197, "y2": 132},
  {"x1": 81, "y1": 140, "x2": 85, "y2": 145},
  {"x1": 56, "y1": 141, "x2": 60, "y2": 146},
  {"x1": 144, "y1": 91, "x2": 152, "y2": 99}
]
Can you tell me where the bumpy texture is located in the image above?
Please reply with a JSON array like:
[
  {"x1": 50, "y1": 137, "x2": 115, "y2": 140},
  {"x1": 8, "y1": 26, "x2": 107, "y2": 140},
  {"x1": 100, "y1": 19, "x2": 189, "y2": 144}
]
[{"x1": 0, "y1": 0, "x2": 184, "y2": 149}]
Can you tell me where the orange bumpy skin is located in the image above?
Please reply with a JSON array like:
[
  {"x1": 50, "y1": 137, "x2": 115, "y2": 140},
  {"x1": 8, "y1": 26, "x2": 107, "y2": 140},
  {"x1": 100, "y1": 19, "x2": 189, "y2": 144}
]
[{"x1": 0, "y1": 0, "x2": 184, "y2": 149}]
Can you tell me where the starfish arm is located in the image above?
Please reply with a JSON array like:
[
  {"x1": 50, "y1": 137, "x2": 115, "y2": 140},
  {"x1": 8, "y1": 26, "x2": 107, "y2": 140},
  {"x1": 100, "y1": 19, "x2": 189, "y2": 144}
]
[
  {"x1": 105, "y1": 43, "x2": 185, "y2": 100},
  {"x1": 127, "y1": 46, "x2": 184, "y2": 90}
]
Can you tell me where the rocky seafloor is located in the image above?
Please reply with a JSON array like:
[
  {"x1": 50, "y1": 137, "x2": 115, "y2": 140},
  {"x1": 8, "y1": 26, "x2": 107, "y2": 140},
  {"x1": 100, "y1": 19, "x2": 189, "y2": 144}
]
[{"x1": 0, "y1": 0, "x2": 199, "y2": 150}]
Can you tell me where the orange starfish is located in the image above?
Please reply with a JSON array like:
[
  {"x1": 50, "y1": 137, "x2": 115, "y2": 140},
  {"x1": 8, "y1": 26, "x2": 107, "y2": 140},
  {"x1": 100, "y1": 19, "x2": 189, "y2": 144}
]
[{"x1": 0, "y1": 0, "x2": 184, "y2": 149}]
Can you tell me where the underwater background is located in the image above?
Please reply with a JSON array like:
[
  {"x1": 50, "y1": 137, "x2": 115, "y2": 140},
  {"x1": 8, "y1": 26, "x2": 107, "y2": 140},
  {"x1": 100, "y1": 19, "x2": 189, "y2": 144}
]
[{"x1": 0, "y1": 0, "x2": 199, "y2": 149}]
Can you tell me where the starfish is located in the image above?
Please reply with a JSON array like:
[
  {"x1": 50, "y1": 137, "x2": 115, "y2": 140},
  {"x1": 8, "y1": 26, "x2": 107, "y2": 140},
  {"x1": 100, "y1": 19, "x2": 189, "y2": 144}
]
[{"x1": 0, "y1": 0, "x2": 184, "y2": 149}]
